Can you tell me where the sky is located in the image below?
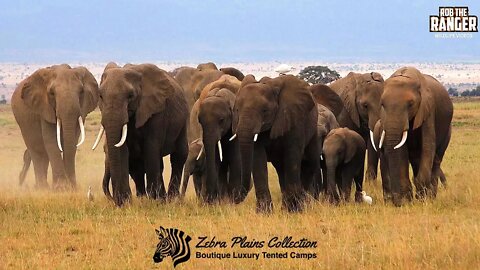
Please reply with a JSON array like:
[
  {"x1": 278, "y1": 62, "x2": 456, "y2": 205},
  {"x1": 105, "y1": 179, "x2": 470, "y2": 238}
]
[{"x1": 0, "y1": 0, "x2": 479, "y2": 63}]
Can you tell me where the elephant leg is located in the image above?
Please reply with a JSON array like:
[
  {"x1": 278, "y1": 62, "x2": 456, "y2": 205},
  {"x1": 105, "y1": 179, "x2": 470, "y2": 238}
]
[
  {"x1": 300, "y1": 137, "x2": 320, "y2": 199},
  {"x1": 218, "y1": 163, "x2": 229, "y2": 201},
  {"x1": 353, "y1": 159, "x2": 365, "y2": 203},
  {"x1": 193, "y1": 173, "x2": 203, "y2": 199},
  {"x1": 145, "y1": 138, "x2": 162, "y2": 200},
  {"x1": 283, "y1": 147, "x2": 305, "y2": 212},
  {"x1": 19, "y1": 150, "x2": 32, "y2": 186},
  {"x1": 41, "y1": 120, "x2": 67, "y2": 189},
  {"x1": 434, "y1": 127, "x2": 450, "y2": 189},
  {"x1": 365, "y1": 141, "x2": 379, "y2": 181},
  {"x1": 340, "y1": 167, "x2": 354, "y2": 202},
  {"x1": 131, "y1": 167, "x2": 146, "y2": 197},
  {"x1": 167, "y1": 129, "x2": 188, "y2": 199},
  {"x1": 271, "y1": 160, "x2": 286, "y2": 194},
  {"x1": 29, "y1": 148, "x2": 49, "y2": 189},
  {"x1": 252, "y1": 145, "x2": 272, "y2": 213}
]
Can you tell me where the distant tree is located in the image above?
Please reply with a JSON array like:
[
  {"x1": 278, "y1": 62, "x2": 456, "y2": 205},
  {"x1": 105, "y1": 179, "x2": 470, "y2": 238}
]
[
  {"x1": 297, "y1": 66, "x2": 341, "y2": 85},
  {"x1": 0, "y1": 95, "x2": 6, "y2": 105},
  {"x1": 448, "y1": 87, "x2": 459, "y2": 97},
  {"x1": 462, "y1": 90, "x2": 471, "y2": 97}
]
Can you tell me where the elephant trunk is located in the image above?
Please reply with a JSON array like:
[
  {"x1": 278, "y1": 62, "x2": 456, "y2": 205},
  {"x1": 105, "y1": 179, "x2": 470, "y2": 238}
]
[
  {"x1": 238, "y1": 129, "x2": 254, "y2": 200},
  {"x1": 383, "y1": 120, "x2": 411, "y2": 206},
  {"x1": 61, "y1": 118, "x2": 79, "y2": 188},
  {"x1": 104, "y1": 119, "x2": 131, "y2": 206},
  {"x1": 203, "y1": 135, "x2": 220, "y2": 203}
]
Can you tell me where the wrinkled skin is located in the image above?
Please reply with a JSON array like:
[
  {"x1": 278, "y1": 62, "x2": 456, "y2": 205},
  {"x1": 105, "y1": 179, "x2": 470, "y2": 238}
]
[
  {"x1": 330, "y1": 72, "x2": 384, "y2": 181},
  {"x1": 323, "y1": 128, "x2": 366, "y2": 204},
  {"x1": 374, "y1": 67, "x2": 453, "y2": 206},
  {"x1": 98, "y1": 63, "x2": 188, "y2": 206},
  {"x1": 198, "y1": 75, "x2": 244, "y2": 203},
  {"x1": 233, "y1": 75, "x2": 319, "y2": 213},
  {"x1": 12, "y1": 64, "x2": 98, "y2": 189}
]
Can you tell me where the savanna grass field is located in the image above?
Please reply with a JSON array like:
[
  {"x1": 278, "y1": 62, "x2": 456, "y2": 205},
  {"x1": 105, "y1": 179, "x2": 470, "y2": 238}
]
[{"x1": 0, "y1": 99, "x2": 479, "y2": 269}]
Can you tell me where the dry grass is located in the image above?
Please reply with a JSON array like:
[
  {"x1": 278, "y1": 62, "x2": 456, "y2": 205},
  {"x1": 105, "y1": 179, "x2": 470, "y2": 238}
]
[{"x1": 1, "y1": 101, "x2": 479, "y2": 270}]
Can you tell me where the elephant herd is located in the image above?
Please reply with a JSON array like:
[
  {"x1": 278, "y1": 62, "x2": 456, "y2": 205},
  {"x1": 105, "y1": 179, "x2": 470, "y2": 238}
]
[{"x1": 12, "y1": 62, "x2": 453, "y2": 212}]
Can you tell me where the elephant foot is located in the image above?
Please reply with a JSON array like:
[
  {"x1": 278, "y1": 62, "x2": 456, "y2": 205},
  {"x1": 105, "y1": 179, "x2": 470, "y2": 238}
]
[
  {"x1": 392, "y1": 193, "x2": 404, "y2": 207},
  {"x1": 114, "y1": 192, "x2": 132, "y2": 207},
  {"x1": 354, "y1": 191, "x2": 363, "y2": 203},
  {"x1": 256, "y1": 200, "x2": 273, "y2": 214},
  {"x1": 34, "y1": 181, "x2": 50, "y2": 190},
  {"x1": 364, "y1": 169, "x2": 377, "y2": 182},
  {"x1": 282, "y1": 195, "x2": 305, "y2": 213}
]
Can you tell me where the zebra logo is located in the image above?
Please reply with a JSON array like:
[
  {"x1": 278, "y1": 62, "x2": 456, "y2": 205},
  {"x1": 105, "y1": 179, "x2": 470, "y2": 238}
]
[{"x1": 153, "y1": 226, "x2": 192, "y2": 268}]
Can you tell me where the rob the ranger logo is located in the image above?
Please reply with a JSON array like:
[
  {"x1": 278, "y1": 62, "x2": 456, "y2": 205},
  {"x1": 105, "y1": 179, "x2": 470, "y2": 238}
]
[{"x1": 430, "y1": 7, "x2": 478, "y2": 32}]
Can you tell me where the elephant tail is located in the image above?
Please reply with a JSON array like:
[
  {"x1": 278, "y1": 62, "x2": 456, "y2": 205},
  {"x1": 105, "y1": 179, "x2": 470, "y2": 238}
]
[{"x1": 19, "y1": 150, "x2": 31, "y2": 186}]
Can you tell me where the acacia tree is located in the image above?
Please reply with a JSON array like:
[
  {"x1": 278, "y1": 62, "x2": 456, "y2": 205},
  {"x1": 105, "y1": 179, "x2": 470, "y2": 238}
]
[{"x1": 297, "y1": 65, "x2": 341, "y2": 84}]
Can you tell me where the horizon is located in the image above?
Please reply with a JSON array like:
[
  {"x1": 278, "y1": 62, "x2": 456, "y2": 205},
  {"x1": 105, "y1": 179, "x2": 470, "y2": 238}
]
[{"x1": 0, "y1": 1, "x2": 479, "y2": 63}]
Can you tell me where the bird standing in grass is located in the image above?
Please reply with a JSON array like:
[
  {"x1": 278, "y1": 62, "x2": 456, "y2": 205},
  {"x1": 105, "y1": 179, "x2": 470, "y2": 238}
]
[
  {"x1": 361, "y1": 191, "x2": 372, "y2": 205},
  {"x1": 87, "y1": 186, "x2": 94, "y2": 202}
]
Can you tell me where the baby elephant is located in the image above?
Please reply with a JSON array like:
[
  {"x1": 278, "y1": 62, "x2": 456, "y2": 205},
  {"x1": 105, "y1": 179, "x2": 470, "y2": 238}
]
[{"x1": 323, "y1": 127, "x2": 369, "y2": 204}]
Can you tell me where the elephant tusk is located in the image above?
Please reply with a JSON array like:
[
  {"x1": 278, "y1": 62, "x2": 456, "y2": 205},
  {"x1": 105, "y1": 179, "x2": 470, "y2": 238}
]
[
  {"x1": 114, "y1": 124, "x2": 128, "y2": 147},
  {"x1": 253, "y1": 133, "x2": 258, "y2": 142},
  {"x1": 369, "y1": 130, "x2": 377, "y2": 152},
  {"x1": 320, "y1": 154, "x2": 324, "y2": 161},
  {"x1": 218, "y1": 141, "x2": 223, "y2": 162},
  {"x1": 77, "y1": 116, "x2": 85, "y2": 147},
  {"x1": 196, "y1": 145, "x2": 203, "y2": 161},
  {"x1": 394, "y1": 130, "x2": 408, "y2": 150},
  {"x1": 229, "y1": 134, "x2": 237, "y2": 141},
  {"x1": 379, "y1": 130, "x2": 385, "y2": 149},
  {"x1": 91, "y1": 126, "x2": 104, "y2": 150},
  {"x1": 56, "y1": 118, "x2": 63, "y2": 152}
]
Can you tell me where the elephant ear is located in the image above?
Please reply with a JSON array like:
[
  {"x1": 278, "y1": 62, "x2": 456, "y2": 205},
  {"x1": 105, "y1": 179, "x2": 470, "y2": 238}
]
[
  {"x1": 131, "y1": 64, "x2": 177, "y2": 128},
  {"x1": 309, "y1": 84, "x2": 344, "y2": 117},
  {"x1": 341, "y1": 73, "x2": 360, "y2": 128},
  {"x1": 73, "y1": 67, "x2": 99, "y2": 117},
  {"x1": 370, "y1": 72, "x2": 384, "y2": 82},
  {"x1": 20, "y1": 68, "x2": 56, "y2": 123},
  {"x1": 413, "y1": 75, "x2": 433, "y2": 130},
  {"x1": 269, "y1": 75, "x2": 315, "y2": 139}
]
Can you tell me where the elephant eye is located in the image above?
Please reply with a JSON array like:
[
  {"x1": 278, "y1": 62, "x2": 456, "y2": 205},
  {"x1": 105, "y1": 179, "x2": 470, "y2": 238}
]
[
  {"x1": 363, "y1": 103, "x2": 368, "y2": 109},
  {"x1": 99, "y1": 94, "x2": 103, "y2": 100}
]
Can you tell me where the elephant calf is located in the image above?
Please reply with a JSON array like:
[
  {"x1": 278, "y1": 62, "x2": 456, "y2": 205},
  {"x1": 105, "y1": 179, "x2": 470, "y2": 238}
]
[{"x1": 323, "y1": 127, "x2": 367, "y2": 204}]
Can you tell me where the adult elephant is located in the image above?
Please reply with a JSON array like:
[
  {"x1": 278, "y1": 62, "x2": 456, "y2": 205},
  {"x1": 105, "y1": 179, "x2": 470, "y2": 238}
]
[
  {"x1": 232, "y1": 75, "x2": 319, "y2": 213},
  {"x1": 95, "y1": 63, "x2": 188, "y2": 206},
  {"x1": 174, "y1": 63, "x2": 223, "y2": 112},
  {"x1": 329, "y1": 72, "x2": 384, "y2": 181},
  {"x1": 198, "y1": 75, "x2": 244, "y2": 203},
  {"x1": 374, "y1": 67, "x2": 452, "y2": 206},
  {"x1": 12, "y1": 64, "x2": 98, "y2": 189}
]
